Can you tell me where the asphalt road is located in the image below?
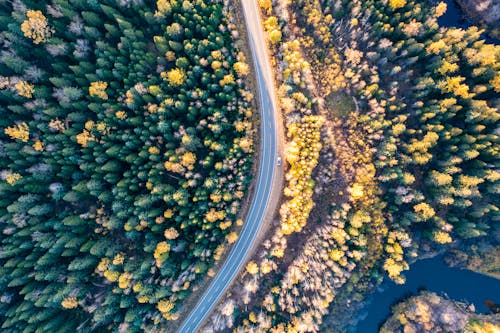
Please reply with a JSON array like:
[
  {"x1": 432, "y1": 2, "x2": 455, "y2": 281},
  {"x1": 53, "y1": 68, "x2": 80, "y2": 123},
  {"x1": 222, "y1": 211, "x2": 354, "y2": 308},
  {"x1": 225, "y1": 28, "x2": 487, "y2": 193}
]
[{"x1": 177, "y1": 1, "x2": 281, "y2": 332}]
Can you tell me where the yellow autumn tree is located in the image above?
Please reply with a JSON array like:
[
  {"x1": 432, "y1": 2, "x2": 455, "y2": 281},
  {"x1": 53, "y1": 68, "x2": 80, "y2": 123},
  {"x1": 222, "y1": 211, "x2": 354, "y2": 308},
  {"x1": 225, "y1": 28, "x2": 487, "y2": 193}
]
[
  {"x1": 389, "y1": 0, "x2": 406, "y2": 9},
  {"x1": 269, "y1": 29, "x2": 282, "y2": 44},
  {"x1": 164, "y1": 228, "x2": 179, "y2": 240},
  {"x1": 158, "y1": 299, "x2": 178, "y2": 320},
  {"x1": 413, "y1": 202, "x2": 436, "y2": 221},
  {"x1": 33, "y1": 140, "x2": 43, "y2": 151},
  {"x1": 434, "y1": 2, "x2": 447, "y2": 17},
  {"x1": 246, "y1": 261, "x2": 259, "y2": 275},
  {"x1": 21, "y1": 10, "x2": 53, "y2": 44},
  {"x1": 153, "y1": 241, "x2": 170, "y2": 260},
  {"x1": 433, "y1": 231, "x2": 452, "y2": 244},
  {"x1": 166, "y1": 68, "x2": 185, "y2": 86},
  {"x1": 118, "y1": 273, "x2": 132, "y2": 289},
  {"x1": 61, "y1": 297, "x2": 78, "y2": 309},
  {"x1": 258, "y1": 0, "x2": 272, "y2": 14},
  {"x1": 155, "y1": 0, "x2": 172, "y2": 17},
  {"x1": 226, "y1": 232, "x2": 238, "y2": 244},
  {"x1": 89, "y1": 81, "x2": 108, "y2": 99},
  {"x1": 487, "y1": 71, "x2": 500, "y2": 93},
  {"x1": 383, "y1": 258, "x2": 407, "y2": 283},
  {"x1": 220, "y1": 74, "x2": 235, "y2": 86},
  {"x1": 5, "y1": 172, "x2": 22, "y2": 185},
  {"x1": 4, "y1": 122, "x2": 29, "y2": 142},
  {"x1": 15, "y1": 81, "x2": 34, "y2": 98},
  {"x1": 234, "y1": 61, "x2": 250, "y2": 76},
  {"x1": 264, "y1": 16, "x2": 282, "y2": 45}
]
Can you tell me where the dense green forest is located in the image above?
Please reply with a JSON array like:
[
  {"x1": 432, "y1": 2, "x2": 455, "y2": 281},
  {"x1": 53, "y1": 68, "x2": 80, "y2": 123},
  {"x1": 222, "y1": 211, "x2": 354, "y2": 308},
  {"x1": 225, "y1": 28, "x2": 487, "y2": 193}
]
[{"x1": 0, "y1": 0, "x2": 254, "y2": 331}]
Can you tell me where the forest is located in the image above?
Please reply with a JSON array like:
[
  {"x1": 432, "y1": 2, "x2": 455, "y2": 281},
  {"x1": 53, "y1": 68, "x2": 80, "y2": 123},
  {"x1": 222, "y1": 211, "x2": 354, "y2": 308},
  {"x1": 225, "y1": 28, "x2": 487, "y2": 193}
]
[
  {"x1": 201, "y1": 0, "x2": 499, "y2": 332},
  {"x1": 0, "y1": 0, "x2": 498, "y2": 332},
  {"x1": 0, "y1": 0, "x2": 254, "y2": 331}
]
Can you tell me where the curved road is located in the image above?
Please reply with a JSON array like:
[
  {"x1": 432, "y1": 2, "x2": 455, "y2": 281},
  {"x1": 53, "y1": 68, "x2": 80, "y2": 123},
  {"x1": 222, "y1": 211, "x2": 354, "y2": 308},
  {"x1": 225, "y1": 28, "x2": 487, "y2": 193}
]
[{"x1": 177, "y1": 0, "x2": 283, "y2": 332}]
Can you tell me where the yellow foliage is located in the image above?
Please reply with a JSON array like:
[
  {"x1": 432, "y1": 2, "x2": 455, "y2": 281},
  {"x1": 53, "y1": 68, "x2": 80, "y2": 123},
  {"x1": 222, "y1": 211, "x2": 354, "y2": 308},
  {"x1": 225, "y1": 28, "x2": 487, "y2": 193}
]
[
  {"x1": 89, "y1": 81, "x2": 108, "y2": 99},
  {"x1": 112, "y1": 253, "x2": 125, "y2": 265},
  {"x1": 33, "y1": 140, "x2": 43, "y2": 151},
  {"x1": 329, "y1": 249, "x2": 344, "y2": 261},
  {"x1": 5, "y1": 173, "x2": 22, "y2": 185},
  {"x1": 280, "y1": 116, "x2": 324, "y2": 235},
  {"x1": 148, "y1": 146, "x2": 160, "y2": 155},
  {"x1": 264, "y1": 16, "x2": 282, "y2": 45},
  {"x1": 349, "y1": 183, "x2": 365, "y2": 200},
  {"x1": 103, "y1": 270, "x2": 120, "y2": 282},
  {"x1": 97, "y1": 258, "x2": 110, "y2": 272},
  {"x1": 211, "y1": 50, "x2": 222, "y2": 60},
  {"x1": 260, "y1": 259, "x2": 274, "y2": 274},
  {"x1": 137, "y1": 295, "x2": 149, "y2": 303},
  {"x1": 226, "y1": 232, "x2": 238, "y2": 244},
  {"x1": 115, "y1": 110, "x2": 127, "y2": 119},
  {"x1": 76, "y1": 129, "x2": 95, "y2": 148},
  {"x1": 437, "y1": 61, "x2": 459, "y2": 75},
  {"x1": 430, "y1": 170, "x2": 453, "y2": 186},
  {"x1": 459, "y1": 175, "x2": 484, "y2": 187},
  {"x1": 211, "y1": 60, "x2": 222, "y2": 70},
  {"x1": 351, "y1": 210, "x2": 371, "y2": 228},
  {"x1": 164, "y1": 228, "x2": 179, "y2": 240},
  {"x1": 389, "y1": 0, "x2": 406, "y2": 9},
  {"x1": 269, "y1": 29, "x2": 282, "y2": 44},
  {"x1": 61, "y1": 297, "x2": 78, "y2": 309},
  {"x1": 49, "y1": 119, "x2": 66, "y2": 132},
  {"x1": 413, "y1": 202, "x2": 436, "y2": 221},
  {"x1": 443, "y1": 76, "x2": 471, "y2": 99},
  {"x1": 219, "y1": 220, "x2": 232, "y2": 230},
  {"x1": 246, "y1": 261, "x2": 259, "y2": 275},
  {"x1": 490, "y1": 73, "x2": 500, "y2": 92},
  {"x1": 95, "y1": 122, "x2": 106, "y2": 132},
  {"x1": 5, "y1": 122, "x2": 29, "y2": 142},
  {"x1": 407, "y1": 131, "x2": 439, "y2": 164},
  {"x1": 271, "y1": 246, "x2": 284, "y2": 258},
  {"x1": 153, "y1": 241, "x2": 170, "y2": 259},
  {"x1": 234, "y1": 61, "x2": 250, "y2": 76},
  {"x1": 214, "y1": 245, "x2": 225, "y2": 261},
  {"x1": 433, "y1": 231, "x2": 452, "y2": 244},
  {"x1": 164, "y1": 160, "x2": 184, "y2": 174},
  {"x1": 205, "y1": 208, "x2": 226, "y2": 223},
  {"x1": 435, "y1": 2, "x2": 447, "y2": 17},
  {"x1": 118, "y1": 272, "x2": 132, "y2": 289},
  {"x1": 468, "y1": 44, "x2": 499, "y2": 67},
  {"x1": 383, "y1": 258, "x2": 406, "y2": 279},
  {"x1": 426, "y1": 40, "x2": 449, "y2": 55},
  {"x1": 21, "y1": 10, "x2": 53, "y2": 44},
  {"x1": 467, "y1": 321, "x2": 500, "y2": 333},
  {"x1": 210, "y1": 190, "x2": 222, "y2": 203},
  {"x1": 220, "y1": 74, "x2": 235, "y2": 86},
  {"x1": 163, "y1": 209, "x2": 174, "y2": 219},
  {"x1": 157, "y1": 299, "x2": 174, "y2": 316},
  {"x1": 15, "y1": 81, "x2": 34, "y2": 98},
  {"x1": 258, "y1": 0, "x2": 272, "y2": 14},
  {"x1": 155, "y1": 0, "x2": 171, "y2": 17},
  {"x1": 166, "y1": 68, "x2": 186, "y2": 86}
]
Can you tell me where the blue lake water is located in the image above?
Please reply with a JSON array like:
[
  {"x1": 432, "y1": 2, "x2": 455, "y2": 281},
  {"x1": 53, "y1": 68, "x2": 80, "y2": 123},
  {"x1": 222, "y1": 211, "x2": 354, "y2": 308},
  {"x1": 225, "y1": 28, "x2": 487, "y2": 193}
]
[{"x1": 354, "y1": 256, "x2": 500, "y2": 332}]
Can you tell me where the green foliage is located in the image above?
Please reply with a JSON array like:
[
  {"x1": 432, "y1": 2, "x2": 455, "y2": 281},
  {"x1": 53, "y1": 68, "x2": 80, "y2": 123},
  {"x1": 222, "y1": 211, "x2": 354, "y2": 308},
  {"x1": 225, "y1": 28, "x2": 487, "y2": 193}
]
[{"x1": 0, "y1": 0, "x2": 253, "y2": 331}]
